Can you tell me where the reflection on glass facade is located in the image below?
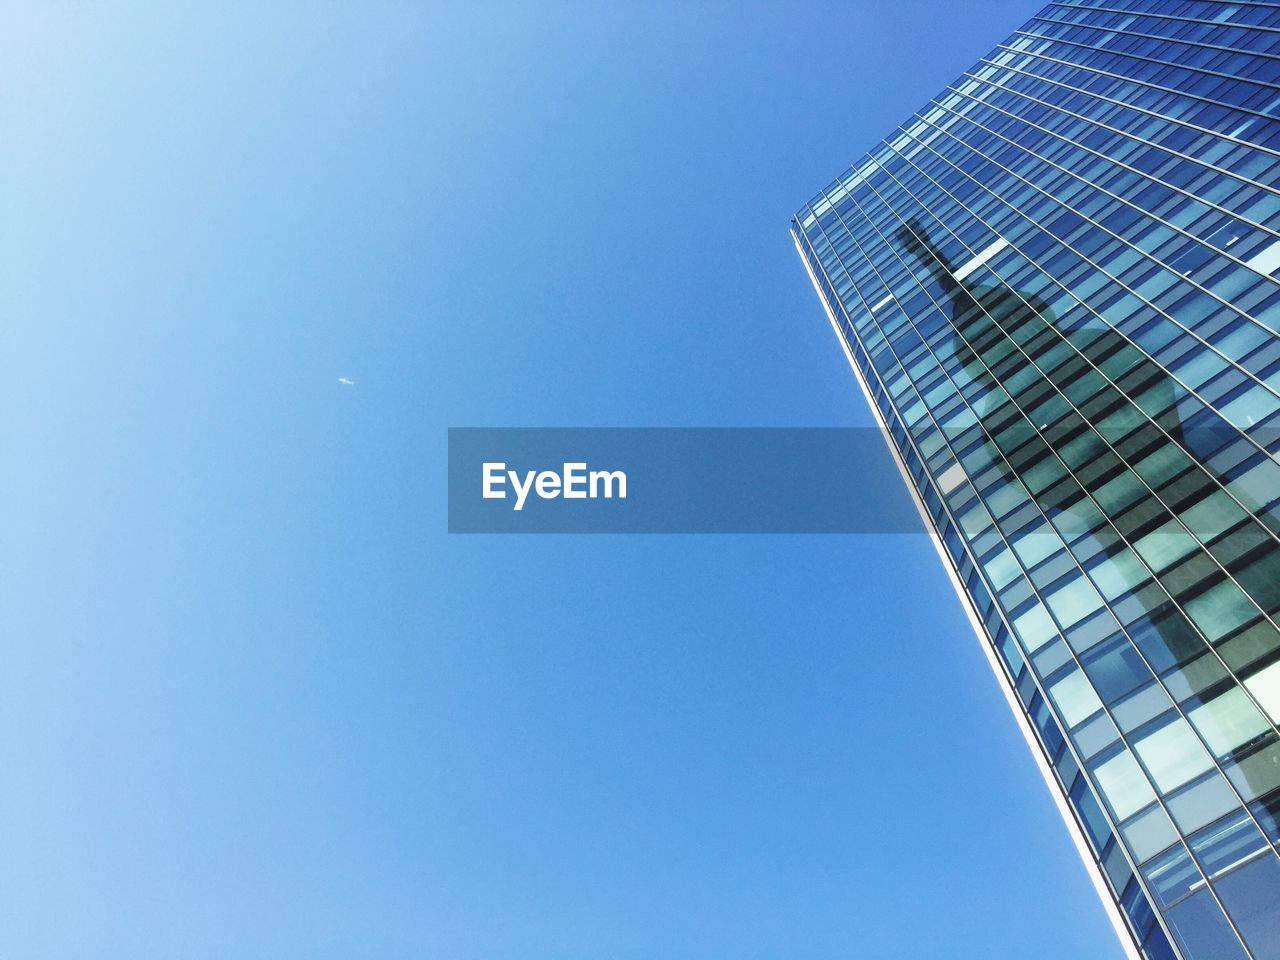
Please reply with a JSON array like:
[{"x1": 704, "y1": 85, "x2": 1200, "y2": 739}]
[{"x1": 791, "y1": 3, "x2": 1280, "y2": 959}]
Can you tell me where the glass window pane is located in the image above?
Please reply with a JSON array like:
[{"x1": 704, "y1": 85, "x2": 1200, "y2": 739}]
[
  {"x1": 1188, "y1": 687, "x2": 1271, "y2": 757},
  {"x1": 1122, "y1": 804, "x2": 1178, "y2": 864},
  {"x1": 1180, "y1": 490, "x2": 1248, "y2": 543},
  {"x1": 1134, "y1": 521, "x2": 1199, "y2": 571},
  {"x1": 1185, "y1": 580, "x2": 1260, "y2": 643},
  {"x1": 1082, "y1": 638, "x2": 1152, "y2": 703},
  {"x1": 1113, "y1": 684, "x2": 1172, "y2": 734},
  {"x1": 1094, "y1": 747, "x2": 1159, "y2": 821},
  {"x1": 1223, "y1": 739, "x2": 1280, "y2": 803},
  {"x1": 1014, "y1": 603, "x2": 1058, "y2": 654},
  {"x1": 1164, "y1": 889, "x2": 1250, "y2": 960},
  {"x1": 1213, "y1": 853, "x2": 1280, "y2": 960},
  {"x1": 1142, "y1": 843, "x2": 1201, "y2": 909},
  {"x1": 1088, "y1": 547, "x2": 1150, "y2": 601},
  {"x1": 1134, "y1": 717, "x2": 1215, "y2": 794},
  {"x1": 1166, "y1": 773, "x2": 1241, "y2": 835},
  {"x1": 1189, "y1": 812, "x2": 1266, "y2": 879},
  {"x1": 981, "y1": 547, "x2": 1020, "y2": 590},
  {"x1": 1245, "y1": 661, "x2": 1280, "y2": 726},
  {"x1": 1049, "y1": 668, "x2": 1104, "y2": 728},
  {"x1": 1011, "y1": 526, "x2": 1061, "y2": 567},
  {"x1": 1046, "y1": 575, "x2": 1105, "y2": 628}
]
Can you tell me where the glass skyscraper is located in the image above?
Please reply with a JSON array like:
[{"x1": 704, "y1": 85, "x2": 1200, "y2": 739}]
[{"x1": 791, "y1": 3, "x2": 1280, "y2": 959}]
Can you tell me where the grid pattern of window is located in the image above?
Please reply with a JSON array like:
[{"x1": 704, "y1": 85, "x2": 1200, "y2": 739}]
[{"x1": 792, "y1": 4, "x2": 1280, "y2": 959}]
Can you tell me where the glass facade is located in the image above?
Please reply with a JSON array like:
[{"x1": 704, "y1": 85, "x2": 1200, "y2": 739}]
[{"x1": 791, "y1": 3, "x2": 1280, "y2": 959}]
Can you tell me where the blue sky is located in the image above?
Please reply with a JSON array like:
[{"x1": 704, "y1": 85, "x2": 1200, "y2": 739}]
[{"x1": 2, "y1": 2, "x2": 1127, "y2": 957}]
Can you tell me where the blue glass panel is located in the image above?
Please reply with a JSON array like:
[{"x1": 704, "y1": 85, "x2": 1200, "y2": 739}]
[
  {"x1": 1164, "y1": 889, "x2": 1250, "y2": 960},
  {"x1": 1213, "y1": 853, "x2": 1280, "y2": 960}
]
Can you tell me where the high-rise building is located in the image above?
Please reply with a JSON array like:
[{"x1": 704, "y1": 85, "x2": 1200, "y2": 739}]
[{"x1": 791, "y1": 3, "x2": 1280, "y2": 959}]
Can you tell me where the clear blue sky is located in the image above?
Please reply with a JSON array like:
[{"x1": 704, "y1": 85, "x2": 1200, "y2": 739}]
[{"x1": 2, "y1": 2, "x2": 1127, "y2": 957}]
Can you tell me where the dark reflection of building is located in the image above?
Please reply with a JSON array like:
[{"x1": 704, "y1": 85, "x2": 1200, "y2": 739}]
[
  {"x1": 894, "y1": 217, "x2": 1186, "y2": 597},
  {"x1": 894, "y1": 219, "x2": 1280, "y2": 806}
]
